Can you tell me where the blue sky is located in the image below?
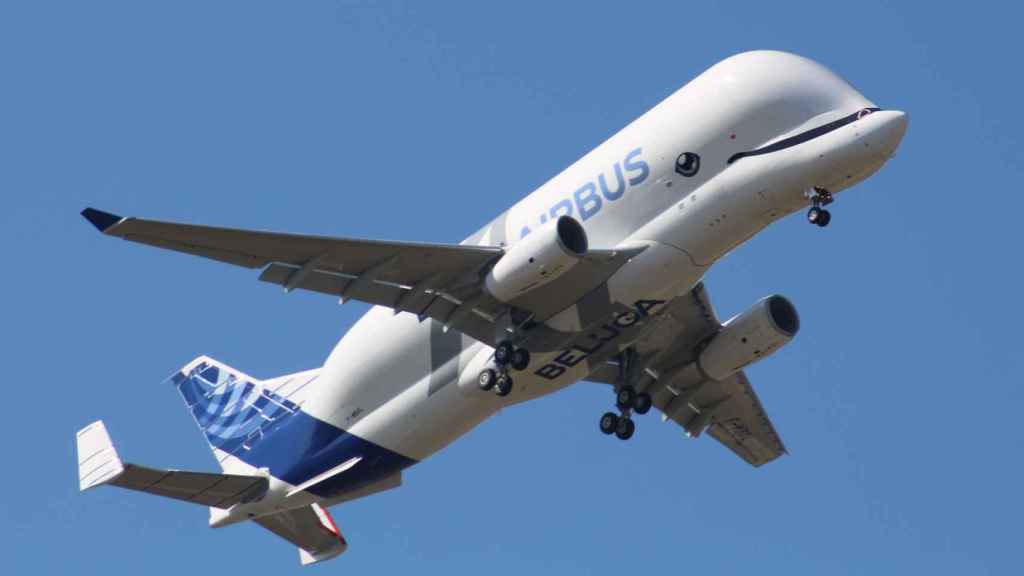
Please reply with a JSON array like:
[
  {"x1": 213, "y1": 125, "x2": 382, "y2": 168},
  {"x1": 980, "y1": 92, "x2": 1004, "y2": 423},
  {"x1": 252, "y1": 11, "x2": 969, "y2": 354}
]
[{"x1": 2, "y1": 1, "x2": 1022, "y2": 573}]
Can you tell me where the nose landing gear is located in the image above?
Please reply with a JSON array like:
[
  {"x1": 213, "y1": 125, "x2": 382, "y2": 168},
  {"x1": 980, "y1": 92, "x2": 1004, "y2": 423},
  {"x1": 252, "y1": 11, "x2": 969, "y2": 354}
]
[
  {"x1": 807, "y1": 187, "x2": 833, "y2": 227},
  {"x1": 478, "y1": 340, "x2": 532, "y2": 398},
  {"x1": 807, "y1": 206, "x2": 831, "y2": 227}
]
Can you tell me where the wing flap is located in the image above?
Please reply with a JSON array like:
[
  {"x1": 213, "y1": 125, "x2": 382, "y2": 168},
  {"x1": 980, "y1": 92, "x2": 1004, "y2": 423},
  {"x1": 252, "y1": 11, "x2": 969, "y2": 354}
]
[
  {"x1": 258, "y1": 263, "x2": 404, "y2": 305},
  {"x1": 704, "y1": 372, "x2": 787, "y2": 466}
]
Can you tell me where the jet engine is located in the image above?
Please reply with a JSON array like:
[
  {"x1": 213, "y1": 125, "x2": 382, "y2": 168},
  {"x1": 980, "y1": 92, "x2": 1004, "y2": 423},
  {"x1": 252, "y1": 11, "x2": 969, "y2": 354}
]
[
  {"x1": 484, "y1": 216, "x2": 588, "y2": 302},
  {"x1": 697, "y1": 295, "x2": 800, "y2": 381}
]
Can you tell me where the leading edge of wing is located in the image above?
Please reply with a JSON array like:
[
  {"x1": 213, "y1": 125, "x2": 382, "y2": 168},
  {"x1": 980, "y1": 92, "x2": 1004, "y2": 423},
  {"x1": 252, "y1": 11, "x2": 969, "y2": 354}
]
[{"x1": 78, "y1": 207, "x2": 506, "y2": 257}]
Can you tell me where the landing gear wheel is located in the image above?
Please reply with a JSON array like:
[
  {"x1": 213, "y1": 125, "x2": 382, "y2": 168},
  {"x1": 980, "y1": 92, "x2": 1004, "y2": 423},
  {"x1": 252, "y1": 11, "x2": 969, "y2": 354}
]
[
  {"x1": 494, "y1": 341, "x2": 514, "y2": 366},
  {"x1": 808, "y1": 188, "x2": 834, "y2": 227},
  {"x1": 816, "y1": 209, "x2": 831, "y2": 227},
  {"x1": 616, "y1": 387, "x2": 636, "y2": 410},
  {"x1": 477, "y1": 368, "x2": 497, "y2": 391},
  {"x1": 511, "y1": 347, "x2": 531, "y2": 371},
  {"x1": 494, "y1": 373, "x2": 513, "y2": 397},
  {"x1": 614, "y1": 417, "x2": 635, "y2": 440},
  {"x1": 807, "y1": 206, "x2": 823, "y2": 225},
  {"x1": 599, "y1": 412, "x2": 619, "y2": 435},
  {"x1": 633, "y1": 392, "x2": 652, "y2": 415}
]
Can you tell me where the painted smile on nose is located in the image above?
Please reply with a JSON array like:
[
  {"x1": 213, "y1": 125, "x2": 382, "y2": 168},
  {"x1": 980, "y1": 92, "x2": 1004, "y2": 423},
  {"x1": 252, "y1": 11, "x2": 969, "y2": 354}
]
[{"x1": 727, "y1": 107, "x2": 882, "y2": 165}]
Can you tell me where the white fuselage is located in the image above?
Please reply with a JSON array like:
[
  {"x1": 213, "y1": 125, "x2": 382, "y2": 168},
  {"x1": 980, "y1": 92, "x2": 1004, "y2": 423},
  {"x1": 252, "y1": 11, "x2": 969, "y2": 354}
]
[{"x1": 295, "y1": 51, "x2": 906, "y2": 483}]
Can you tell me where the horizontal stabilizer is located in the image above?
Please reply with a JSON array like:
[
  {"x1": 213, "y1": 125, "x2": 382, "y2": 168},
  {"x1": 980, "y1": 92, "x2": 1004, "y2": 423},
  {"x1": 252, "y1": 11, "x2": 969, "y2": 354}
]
[
  {"x1": 254, "y1": 503, "x2": 348, "y2": 565},
  {"x1": 76, "y1": 420, "x2": 268, "y2": 508},
  {"x1": 77, "y1": 420, "x2": 125, "y2": 490}
]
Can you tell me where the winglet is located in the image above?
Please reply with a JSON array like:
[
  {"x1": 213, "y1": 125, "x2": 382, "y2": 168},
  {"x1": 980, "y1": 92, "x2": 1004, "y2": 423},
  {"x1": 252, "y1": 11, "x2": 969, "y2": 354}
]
[{"x1": 81, "y1": 207, "x2": 124, "y2": 233}]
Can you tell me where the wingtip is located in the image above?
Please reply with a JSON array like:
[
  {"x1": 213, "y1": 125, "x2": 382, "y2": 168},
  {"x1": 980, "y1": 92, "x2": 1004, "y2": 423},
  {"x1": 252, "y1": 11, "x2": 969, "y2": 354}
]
[{"x1": 81, "y1": 207, "x2": 124, "y2": 232}]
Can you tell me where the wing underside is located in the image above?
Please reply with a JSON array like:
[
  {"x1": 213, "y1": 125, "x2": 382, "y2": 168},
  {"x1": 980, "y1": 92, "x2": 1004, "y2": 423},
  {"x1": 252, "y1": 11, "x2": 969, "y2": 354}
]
[
  {"x1": 587, "y1": 283, "x2": 787, "y2": 467},
  {"x1": 82, "y1": 208, "x2": 640, "y2": 350}
]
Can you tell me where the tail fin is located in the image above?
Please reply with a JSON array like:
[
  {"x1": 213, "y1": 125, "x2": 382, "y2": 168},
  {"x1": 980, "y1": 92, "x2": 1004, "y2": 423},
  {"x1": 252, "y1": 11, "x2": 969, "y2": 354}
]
[{"x1": 170, "y1": 356, "x2": 321, "y2": 472}]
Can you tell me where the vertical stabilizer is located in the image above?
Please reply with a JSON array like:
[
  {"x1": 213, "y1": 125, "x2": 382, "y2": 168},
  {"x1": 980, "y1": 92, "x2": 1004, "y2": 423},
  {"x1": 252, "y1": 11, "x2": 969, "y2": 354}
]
[{"x1": 169, "y1": 356, "x2": 320, "y2": 471}]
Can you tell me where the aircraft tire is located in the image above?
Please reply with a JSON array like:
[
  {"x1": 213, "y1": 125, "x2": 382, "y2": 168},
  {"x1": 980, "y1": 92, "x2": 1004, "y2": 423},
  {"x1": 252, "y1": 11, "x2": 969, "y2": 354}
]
[
  {"x1": 495, "y1": 373, "x2": 513, "y2": 397},
  {"x1": 494, "y1": 341, "x2": 514, "y2": 366},
  {"x1": 807, "y1": 206, "x2": 823, "y2": 225},
  {"x1": 633, "y1": 392, "x2": 653, "y2": 415},
  {"x1": 478, "y1": 368, "x2": 497, "y2": 391},
  {"x1": 511, "y1": 348, "x2": 531, "y2": 371},
  {"x1": 817, "y1": 209, "x2": 832, "y2": 227},
  {"x1": 616, "y1": 387, "x2": 636, "y2": 410},
  {"x1": 599, "y1": 412, "x2": 619, "y2": 435},
  {"x1": 615, "y1": 417, "x2": 635, "y2": 440}
]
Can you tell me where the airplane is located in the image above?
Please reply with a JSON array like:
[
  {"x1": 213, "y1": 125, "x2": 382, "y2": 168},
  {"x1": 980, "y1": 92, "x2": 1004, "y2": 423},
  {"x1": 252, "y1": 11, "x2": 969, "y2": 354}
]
[{"x1": 76, "y1": 50, "x2": 907, "y2": 564}]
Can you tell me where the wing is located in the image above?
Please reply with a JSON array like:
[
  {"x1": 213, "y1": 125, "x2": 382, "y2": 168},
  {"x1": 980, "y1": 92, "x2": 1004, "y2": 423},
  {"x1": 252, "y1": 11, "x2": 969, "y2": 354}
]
[
  {"x1": 254, "y1": 504, "x2": 348, "y2": 565},
  {"x1": 587, "y1": 283, "x2": 787, "y2": 467},
  {"x1": 82, "y1": 208, "x2": 640, "y2": 350}
]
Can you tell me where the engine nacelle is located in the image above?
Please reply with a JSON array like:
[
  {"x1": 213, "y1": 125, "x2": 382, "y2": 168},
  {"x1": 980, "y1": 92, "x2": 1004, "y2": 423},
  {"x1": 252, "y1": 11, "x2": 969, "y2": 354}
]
[
  {"x1": 697, "y1": 295, "x2": 800, "y2": 381},
  {"x1": 484, "y1": 216, "x2": 588, "y2": 302}
]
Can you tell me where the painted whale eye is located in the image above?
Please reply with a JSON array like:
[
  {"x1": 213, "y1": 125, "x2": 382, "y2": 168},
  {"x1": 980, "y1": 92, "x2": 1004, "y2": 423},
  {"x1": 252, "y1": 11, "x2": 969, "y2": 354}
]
[
  {"x1": 857, "y1": 108, "x2": 875, "y2": 120},
  {"x1": 675, "y1": 152, "x2": 700, "y2": 177}
]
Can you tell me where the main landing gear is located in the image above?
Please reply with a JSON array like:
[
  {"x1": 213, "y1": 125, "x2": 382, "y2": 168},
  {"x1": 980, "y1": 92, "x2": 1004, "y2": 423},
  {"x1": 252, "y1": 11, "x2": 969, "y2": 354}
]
[
  {"x1": 807, "y1": 187, "x2": 833, "y2": 227},
  {"x1": 598, "y1": 349, "x2": 652, "y2": 441},
  {"x1": 478, "y1": 340, "x2": 531, "y2": 397}
]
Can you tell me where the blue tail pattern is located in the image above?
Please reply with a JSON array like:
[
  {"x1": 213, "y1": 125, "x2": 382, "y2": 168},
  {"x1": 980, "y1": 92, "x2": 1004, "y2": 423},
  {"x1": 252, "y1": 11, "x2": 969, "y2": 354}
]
[
  {"x1": 169, "y1": 356, "x2": 416, "y2": 498},
  {"x1": 171, "y1": 359, "x2": 300, "y2": 457}
]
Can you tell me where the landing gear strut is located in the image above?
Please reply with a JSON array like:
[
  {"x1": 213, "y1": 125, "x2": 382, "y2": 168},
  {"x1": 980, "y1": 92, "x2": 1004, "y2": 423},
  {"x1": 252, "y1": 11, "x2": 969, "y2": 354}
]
[
  {"x1": 478, "y1": 340, "x2": 531, "y2": 398},
  {"x1": 598, "y1": 348, "x2": 652, "y2": 441},
  {"x1": 807, "y1": 187, "x2": 833, "y2": 227}
]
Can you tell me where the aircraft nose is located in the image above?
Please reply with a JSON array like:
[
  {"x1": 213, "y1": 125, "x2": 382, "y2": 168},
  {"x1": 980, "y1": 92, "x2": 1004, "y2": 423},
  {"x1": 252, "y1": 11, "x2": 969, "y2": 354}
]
[{"x1": 875, "y1": 110, "x2": 909, "y2": 157}]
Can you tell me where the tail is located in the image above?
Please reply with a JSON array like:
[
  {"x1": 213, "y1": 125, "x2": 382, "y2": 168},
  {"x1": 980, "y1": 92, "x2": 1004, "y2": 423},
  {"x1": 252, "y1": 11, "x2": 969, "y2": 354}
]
[
  {"x1": 75, "y1": 420, "x2": 347, "y2": 566},
  {"x1": 170, "y1": 355, "x2": 321, "y2": 473},
  {"x1": 77, "y1": 356, "x2": 357, "y2": 566}
]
